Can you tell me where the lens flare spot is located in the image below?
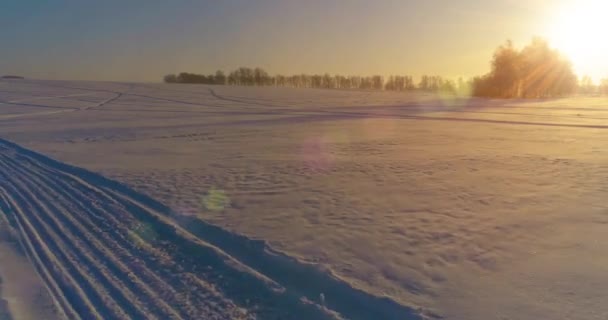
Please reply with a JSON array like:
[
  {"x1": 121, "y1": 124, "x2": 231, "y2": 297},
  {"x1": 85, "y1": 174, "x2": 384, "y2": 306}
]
[
  {"x1": 201, "y1": 187, "x2": 231, "y2": 212},
  {"x1": 128, "y1": 222, "x2": 157, "y2": 248},
  {"x1": 301, "y1": 137, "x2": 334, "y2": 171}
]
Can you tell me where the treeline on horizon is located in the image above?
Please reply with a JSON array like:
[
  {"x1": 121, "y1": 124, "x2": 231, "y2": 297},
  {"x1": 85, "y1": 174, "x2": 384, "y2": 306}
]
[
  {"x1": 164, "y1": 70, "x2": 466, "y2": 93},
  {"x1": 164, "y1": 38, "x2": 608, "y2": 98}
]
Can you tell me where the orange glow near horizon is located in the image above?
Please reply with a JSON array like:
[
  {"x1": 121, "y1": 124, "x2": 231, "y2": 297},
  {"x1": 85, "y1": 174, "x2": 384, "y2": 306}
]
[{"x1": 545, "y1": 0, "x2": 608, "y2": 82}]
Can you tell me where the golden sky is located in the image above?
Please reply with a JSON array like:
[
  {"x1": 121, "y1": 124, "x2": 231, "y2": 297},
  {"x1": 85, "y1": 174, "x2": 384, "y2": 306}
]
[{"x1": 1, "y1": 0, "x2": 605, "y2": 82}]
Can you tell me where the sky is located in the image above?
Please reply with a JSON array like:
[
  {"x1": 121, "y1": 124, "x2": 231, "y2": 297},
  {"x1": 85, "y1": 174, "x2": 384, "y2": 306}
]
[{"x1": 0, "y1": 0, "x2": 582, "y2": 82}]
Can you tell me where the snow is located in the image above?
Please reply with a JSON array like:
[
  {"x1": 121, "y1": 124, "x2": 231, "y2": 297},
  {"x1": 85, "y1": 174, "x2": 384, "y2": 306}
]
[
  {"x1": 1, "y1": 79, "x2": 607, "y2": 319},
  {"x1": 0, "y1": 242, "x2": 60, "y2": 320}
]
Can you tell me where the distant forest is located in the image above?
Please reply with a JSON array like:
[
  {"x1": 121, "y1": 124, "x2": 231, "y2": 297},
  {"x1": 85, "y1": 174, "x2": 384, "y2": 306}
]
[
  {"x1": 0, "y1": 75, "x2": 25, "y2": 79},
  {"x1": 164, "y1": 70, "x2": 466, "y2": 94},
  {"x1": 164, "y1": 38, "x2": 608, "y2": 98}
]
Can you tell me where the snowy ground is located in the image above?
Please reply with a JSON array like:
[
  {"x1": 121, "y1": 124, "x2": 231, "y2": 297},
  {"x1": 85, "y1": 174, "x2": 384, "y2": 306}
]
[{"x1": 1, "y1": 79, "x2": 608, "y2": 319}]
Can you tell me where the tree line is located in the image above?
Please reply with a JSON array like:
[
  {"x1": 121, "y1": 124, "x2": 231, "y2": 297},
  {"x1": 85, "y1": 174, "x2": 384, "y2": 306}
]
[
  {"x1": 471, "y1": 38, "x2": 579, "y2": 98},
  {"x1": 579, "y1": 76, "x2": 608, "y2": 95},
  {"x1": 163, "y1": 38, "x2": 607, "y2": 98},
  {"x1": 469, "y1": 38, "x2": 608, "y2": 97},
  {"x1": 164, "y1": 69, "x2": 469, "y2": 93}
]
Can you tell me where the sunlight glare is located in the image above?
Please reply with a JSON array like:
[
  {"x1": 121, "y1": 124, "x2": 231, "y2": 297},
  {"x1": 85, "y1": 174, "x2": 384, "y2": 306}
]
[{"x1": 546, "y1": 0, "x2": 608, "y2": 81}]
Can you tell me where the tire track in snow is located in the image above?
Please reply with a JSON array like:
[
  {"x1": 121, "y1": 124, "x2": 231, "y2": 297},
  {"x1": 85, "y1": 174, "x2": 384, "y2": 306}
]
[
  {"x1": 82, "y1": 91, "x2": 124, "y2": 110},
  {"x1": 0, "y1": 139, "x2": 360, "y2": 319},
  {"x1": 5, "y1": 93, "x2": 94, "y2": 104},
  {"x1": 0, "y1": 109, "x2": 74, "y2": 120},
  {"x1": 0, "y1": 155, "x2": 179, "y2": 319},
  {"x1": 2, "y1": 153, "x2": 241, "y2": 319},
  {"x1": 1, "y1": 152, "x2": 246, "y2": 319},
  {"x1": 0, "y1": 84, "x2": 129, "y2": 120},
  {"x1": 0, "y1": 176, "x2": 87, "y2": 320},
  {"x1": 0, "y1": 93, "x2": 95, "y2": 115},
  {"x1": 0, "y1": 168, "x2": 128, "y2": 319}
]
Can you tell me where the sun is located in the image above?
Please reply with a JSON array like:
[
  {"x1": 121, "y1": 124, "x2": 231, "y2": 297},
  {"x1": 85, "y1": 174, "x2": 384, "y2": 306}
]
[{"x1": 546, "y1": 0, "x2": 608, "y2": 82}]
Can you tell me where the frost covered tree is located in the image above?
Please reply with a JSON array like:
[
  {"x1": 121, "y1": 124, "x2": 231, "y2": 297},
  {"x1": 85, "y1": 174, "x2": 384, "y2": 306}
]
[
  {"x1": 473, "y1": 38, "x2": 577, "y2": 98},
  {"x1": 163, "y1": 74, "x2": 177, "y2": 83},
  {"x1": 600, "y1": 79, "x2": 608, "y2": 95}
]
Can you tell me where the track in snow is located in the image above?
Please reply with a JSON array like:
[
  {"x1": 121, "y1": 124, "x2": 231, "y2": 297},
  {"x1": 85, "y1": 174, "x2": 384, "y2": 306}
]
[{"x1": 0, "y1": 139, "x2": 424, "y2": 320}]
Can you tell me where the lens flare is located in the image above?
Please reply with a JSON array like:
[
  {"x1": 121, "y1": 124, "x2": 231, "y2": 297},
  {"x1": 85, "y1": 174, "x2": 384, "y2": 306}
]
[
  {"x1": 201, "y1": 187, "x2": 231, "y2": 212},
  {"x1": 301, "y1": 136, "x2": 334, "y2": 171}
]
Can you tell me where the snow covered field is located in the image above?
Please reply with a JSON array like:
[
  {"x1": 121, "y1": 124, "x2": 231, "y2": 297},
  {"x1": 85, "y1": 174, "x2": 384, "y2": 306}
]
[{"x1": 1, "y1": 79, "x2": 608, "y2": 319}]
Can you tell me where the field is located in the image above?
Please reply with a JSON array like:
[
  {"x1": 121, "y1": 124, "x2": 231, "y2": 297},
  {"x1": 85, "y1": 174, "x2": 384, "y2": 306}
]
[{"x1": 1, "y1": 79, "x2": 607, "y2": 319}]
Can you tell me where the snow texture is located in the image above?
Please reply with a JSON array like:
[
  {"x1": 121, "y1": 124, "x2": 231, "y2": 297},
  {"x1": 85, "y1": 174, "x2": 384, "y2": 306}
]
[{"x1": 1, "y1": 79, "x2": 608, "y2": 319}]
